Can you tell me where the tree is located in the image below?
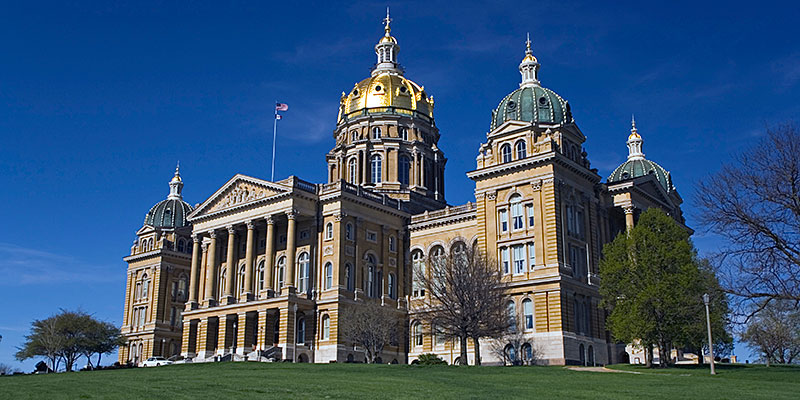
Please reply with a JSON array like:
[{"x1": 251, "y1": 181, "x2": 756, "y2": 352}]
[
  {"x1": 338, "y1": 301, "x2": 400, "y2": 364},
  {"x1": 696, "y1": 123, "x2": 800, "y2": 312},
  {"x1": 741, "y1": 300, "x2": 800, "y2": 366},
  {"x1": 489, "y1": 321, "x2": 541, "y2": 366},
  {"x1": 415, "y1": 244, "x2": 509, "y2": 365},
  {"x1": 599, "y1": 208, "x2": 729, "y2": 367},
  {"x1": 15, "y1": 310, "x2": 124, "y2": 372}
]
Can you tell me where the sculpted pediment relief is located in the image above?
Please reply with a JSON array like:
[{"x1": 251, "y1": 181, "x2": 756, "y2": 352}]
[{"x1": 191, "y1": 175, "x2": 289, "y2": 218}]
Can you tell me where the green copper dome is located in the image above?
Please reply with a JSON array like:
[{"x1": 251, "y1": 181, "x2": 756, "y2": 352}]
[
  {"x1": 143, "y1": 164, "x2": 194, "y2": 228},
  {"x1": 608, "y1": 158, "x2": 674, "y2": 192},
  {"x1": 144, "y1": 198, "x2": 193, "y2": 228},
  {"x1": 491, "y1": 86, "x2": 572, "y2": 131}
]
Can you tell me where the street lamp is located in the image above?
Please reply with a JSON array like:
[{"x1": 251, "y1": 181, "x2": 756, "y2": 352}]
[{"x1": 703, "y1": 293, "x2": 716, "y2": 375}]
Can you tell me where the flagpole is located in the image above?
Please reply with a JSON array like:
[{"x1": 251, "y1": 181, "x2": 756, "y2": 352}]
[{"x1": 271, "y1": 101, "x2": 278, "y2": 182}]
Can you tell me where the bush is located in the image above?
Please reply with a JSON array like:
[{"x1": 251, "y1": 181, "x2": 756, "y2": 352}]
[{"x1": 416, "y1": 353, "x2": 447, "y2": 365}]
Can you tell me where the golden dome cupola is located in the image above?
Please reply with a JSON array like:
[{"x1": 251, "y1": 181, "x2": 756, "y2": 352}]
[
  {"x1": 373, "y1": 7, "x2": 401, "y2": 76},
  {"x1": 519, "y1": 33, "x2": 541, "y2": 87}
]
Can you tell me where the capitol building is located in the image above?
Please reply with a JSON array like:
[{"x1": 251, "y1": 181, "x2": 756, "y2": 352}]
[{"x1": 118, "y1": 14, "x2": 685, "y2": 366}]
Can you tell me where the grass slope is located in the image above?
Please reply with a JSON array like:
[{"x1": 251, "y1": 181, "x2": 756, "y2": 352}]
[{"x1": 1, "y1": 362, "x2": 797, "y2": 399}]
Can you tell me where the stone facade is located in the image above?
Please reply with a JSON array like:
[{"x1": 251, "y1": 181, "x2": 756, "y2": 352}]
[{"x1": 119, "y1": 14, "x2": 685, "y2": 366}]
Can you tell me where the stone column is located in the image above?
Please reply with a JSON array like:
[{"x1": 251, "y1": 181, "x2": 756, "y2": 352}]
[
  {"x1": 278, "y1": 305, "x2": 296, "y2": 361},
  {"x1": 420, "y1": 153, "x2": 426, "y2": 188},
  {"x1": 397, "y1": 229, "x2": 406, "y2": 301},
  {"x1": 256, "y1": 309, "x2": 269, "y2": 350},
  {"x1": 623, "y1": 205, "x2": 635, "y2": 233},
  {"x1": 198, "y1": 242, "x2": 208, "y2": 302},
  {"x1": 243, "y1": 221, "x2": 256, "y2": 301},
  {"x1": 237, "y1": 312, "x2": 253, "y2": 355},
  {"x1": 362, "y1": 150, "x2": 369, "y2": 184},
  {"x1": 203, "y1": 231, "x2": 217, "y2": 307},
  {"x1": 284, "y1": 210, "x2": 297, "y2": 291},
  {"x1": 263, "y1": 216, "x2": 275, "y2": 298},
  {"x1": 412, "y1": 151, "x2": 419, "y2": 186},
  {"x1": 222, "y1": 225, "x2": 237, "y2": 304},
  {"x1": 187, "y1": 234, "x2": 201, "y2": 310}
]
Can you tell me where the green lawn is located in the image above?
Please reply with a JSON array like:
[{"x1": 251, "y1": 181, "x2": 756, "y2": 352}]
[{"x1": 1, "y1": 362, "x2": 797, "y2": 399}]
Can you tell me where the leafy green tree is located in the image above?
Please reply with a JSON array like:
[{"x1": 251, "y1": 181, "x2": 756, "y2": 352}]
[
  {"x1": 81, "y1": 319, "x2": 126, "y2": 369},
  {"x1": 600, "y1": 208, "x2": 729, "y2": 367}
]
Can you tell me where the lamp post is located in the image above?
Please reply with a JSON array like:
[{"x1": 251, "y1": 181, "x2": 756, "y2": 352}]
[{"x1": 703, "y1": 293, "x2": 716, "y2": 375}]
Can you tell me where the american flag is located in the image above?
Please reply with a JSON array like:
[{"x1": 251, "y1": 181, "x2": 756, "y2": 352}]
[{"x1": 275, "y1": 103, "x2": 288, "y2": 112}]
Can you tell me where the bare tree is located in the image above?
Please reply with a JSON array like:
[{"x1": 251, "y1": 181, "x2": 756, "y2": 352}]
[
  {"x1": 489, "y1": 322, "x2": 541, "y2": 366},
  {"x1": 696, "y1": 123, "x2": 800, "y2": 315},
  {"x1": 338, "y1": 301, "x2": 400, "y2": 364},
  {"x1": 415, "y1": 244, "x2": 509, "y2": 365},
  {"x1": 741, "y1": 300, "x2": 800, "y2": 366}
]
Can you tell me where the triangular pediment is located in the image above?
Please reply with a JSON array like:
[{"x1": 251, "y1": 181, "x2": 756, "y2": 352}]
[
  {"x1": 490, "y1": 120, "x2": 531, "y2": 136},
  {"x1": 190, "y1": 174, "x2": 289, "y2": 218}
]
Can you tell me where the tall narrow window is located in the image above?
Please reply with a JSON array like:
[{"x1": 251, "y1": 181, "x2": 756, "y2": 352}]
[
  {"x1": 388, "y1": 273, "x2": 396, "y2": 299},
  {"x1": 501, "y1": 144, "x2": 512, "y2": 163},
  {"x1": 348, "y1": 159, "x2": 357, "y2": 183},
  {"x1": 412, "y1": 322, "x2": 423, "y2": 347},
  {"x1": 367, "y1": 265, "x2": 375, "y2": 298},
  {"x1": 389, "y1": 236, "x2": 396, "y2": 252},
  {"x1": 510, "y1": 194, "x2": 524, "y2": 230},
  {"x1": 399, "y1": 126, "x2": 408, "y2": 140},
  {"x1": 238, "y1": 265, "x2": 246, "y2": 296},
  {"x1": 515, "y1": 140, "x2": 527, "y2": 159},
  {"x1": 141, "y1": 274, "x2": 149, "y2": 298},
  {"x1": 528, "y1": 242, "x2": 536, "y2": 270},
  {"x1": 324, "y1": 262, "x2": 333, "y2": 289},
  {"x1": 325, "y1": 222, "x2": 333, "y2": 240},
  {"x1": 298, "y1": 252, "x2": 310, "y2": 293},
  {"x1": 412, "y1": 250, "x2": 425, "y2": 298},
  {"x1": 276, "y1": 256, "x2": 286, "y2": 289},
  {"x1": 257, "y1": 261, "x2": 265, "y2": 291},
  {"x1": 513, "y1": 244, "x2": 525, "y2": 274},
  {"x1": 372, "y1": 126, "x2": 382, "y2": 139},
  {"x1": 321, "y1": 315, "x2": 330, "y2": 340},
  {"x1": 371, "y1": 155, "x2": 383, "y2": 183},
  {"x1": 499, "y1": 209, "x2": 509, "y2": 232},
  {"x1": 399, "y1": 155, "x2": 410, "y2": 185},
  {"x1": 351, "y1": 130, "x2": 358, "y2": 142},
  {"x1": 345, "y1": 263, "x2": 354, "y2": 292},
  {"x1": 526, "y1": 204, "x2": 535, "y2": 227},
  {"x1": 501, "y1": 247, "x2": 510, "y2": 274},
  {"x1": 507, "y1": 301, "x2": 517, "y2": 332},
  {"x1": 523, "y1": 298, "x2": 533, "y2": 330},
  {"x1": 345, "y1": 223, "x2": 354, "y2": 241},
  {"x1": 296, "y1": 317, "x2": 305, "y2": 344}
]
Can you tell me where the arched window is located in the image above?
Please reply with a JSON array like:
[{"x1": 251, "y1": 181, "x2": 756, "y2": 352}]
[
  {"x1": 399, "y1": 155, "x2": 410, "y2": 185},
  {"x1": 345, "y1": 263, "x2": 354, "y2": 292},
  {"x1": 450, "y1": 241, "x2": 466, "y2": 263},
  {"x1": 522, "y1": 343, "x2": 533, "y2": 365},
  {"x1": 366, "y1": 266, "x2": 375, "y2": 298},
  {"x1": 411, "y1": 250, "x2": 425, "y2": 298},
  {"x1": 257, "y1": 260, "x2": 265, "y2": 291},
  {"x1": 324, "y1": 262, "x2": 333, "y2": 290},
  {"x1": 238, "y1": 264, "x2": 246, "y2": 296},
  {"x1": 523, "y1": 298, "x2": 533, "y2": 330},
  {"x1": 579, "y1": 343, "x2": 586, "y2": 366},
  {"x1": 501, "y1": 144, "x2": 512, "y2": 163},
  {"x1": 370, "y1": 155, "x2": 383, "y2": 183},
  {"x1": 141, "y1": 274, "x2": 149, "y2": 298},
  {"x1": 325, "y1": 222, "x2": 333, "y2": 240},
  {"x1": 351, "y1": 130, "x2": 358, "y2": 142},
  {"x1": 296, "y1": 316, "x2": 305, "y2": 344},
  {"x1": 297, "y1": 252, "x2": 310, "y2": 293},
  {"x1": 177, "y1": 238, "x2": 185, "y2": 253},
  {"x1": 412, "y1": 322, "x2": 423, "y2": 347},
  {"x1": 218, "y1": 268, "x2": 226, "y2": 299},
  {"x1": 321, "y1": 315, "x2": 330, "y2": 340},
  {"x1": 276, "y1": 256, "x2": 286, "y2": 289},
  {"x1": 434, "y1": 323, "x2": 446, "y2": 347},
  {"x1": 505, "y1": 344, "x2": 517, "y2": 365},
  {"x1": 348, "y1": 159, "x2": 357, "y2": 183},
  {"x1": 345, "y1": 223, "x2": 354, "y2": 241},
  {"x1": 507, "y1": 300, "x2": 517, "y2": 332},
  {"x1": 372, "y1": 126, "x2": 382, "y2": 139},
  {"x1": 510, "y1": 194, "x2": 524, "y2": 230},
  {"x1": 515, "y1": 140, "x2": 527, "y2": 159},
  {"x1": 388, "y1": 273, "x2": 396, "y2": 299},
  {"x1": 178, "y1": 274, "x2": 188, "y2": 301}
]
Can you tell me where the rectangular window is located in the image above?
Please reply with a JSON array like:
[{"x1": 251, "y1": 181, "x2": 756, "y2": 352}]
[
  {"x1": 528, "y1": 242, "x2": 536, "y2": 270},
  {"x1": 299, "y1": 230, "x2": 310, "y2": 240},
  {"x1": 366, "y1": 230, "x2": 377, "y2": 242},
  {"x1": 512, "y1": 203, "x2": 524, "y2": 230},
  {"x1": 577, "y1": 209, "x2": 585, "y2": 239},
  {"x1": 513, "y1": 244, "x2": 525, "y2": 274},
  {"x1": 501, "y1": 247, "x2": 510, "y2": 274},
  {"x1": 389, "y1": 236, "x2": 396, "y2": 252},
  {"x1": 499, "y1": 209, "x2": 509, "y2": 233},
  {"x1": 526, "y1": 204, "x2": 535, "y2": 227}
]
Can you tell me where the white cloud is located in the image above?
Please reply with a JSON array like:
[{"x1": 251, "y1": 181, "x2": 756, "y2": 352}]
[{"x1": 0, "y1": 243, "x2": 120, "y2": 286}]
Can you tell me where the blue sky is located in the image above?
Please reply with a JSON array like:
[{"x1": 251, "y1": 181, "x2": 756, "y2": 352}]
[{"x1": 1, "y1": 0, "x2": 797, "y2": 370}]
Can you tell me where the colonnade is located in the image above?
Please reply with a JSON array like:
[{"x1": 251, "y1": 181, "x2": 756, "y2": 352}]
[{"x1": 185, "y1": 210, "x2": 299, "y2": 311}]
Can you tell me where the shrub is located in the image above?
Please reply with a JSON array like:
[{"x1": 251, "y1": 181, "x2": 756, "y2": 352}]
[{"x1": 416, "y1": 353, "x2": 447, "y2": 365}]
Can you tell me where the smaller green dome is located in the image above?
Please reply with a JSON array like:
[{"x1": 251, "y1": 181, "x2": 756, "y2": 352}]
[
  {"x1": 491, "y1": 85, "x2": 572, "y2": 131},
  {"x1": 608, "y1": 158, "x2": 674, "y2": 192},
  {"x1": 144, "y1": 198, "x2": 193, "y2": 228}
]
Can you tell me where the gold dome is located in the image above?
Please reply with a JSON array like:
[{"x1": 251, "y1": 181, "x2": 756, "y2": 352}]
[
  {"x1": 521, "y1": 53, "x2": 537, "y2": 63},
  {"x1": 338, "y1": 72, "x2": 434, "y2": 122},
  {"x1": 628, "y1": 131, "x2": 641, "y2": 140},
  {"x1": 380, "y1": 34, "x2": 397, "y2": 44}
]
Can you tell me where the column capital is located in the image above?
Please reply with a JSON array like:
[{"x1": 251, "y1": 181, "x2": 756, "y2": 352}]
[
  {"x1": 265, "y1": 215, "x2": 275, "y2": 225},
  {"x1": 192, "y1": 234, "x2": 201, "y2": 243},
  {"x1": 623, "y1": 205, "x2": 635, "y2": 215},
  {"x1": 333, "y1": 212, "x2": 346, "y2": 222},
  {"x1": 286, "y1": 209, "x2": 298, "y2": 220},
  {"x1": 246, "y1": 220, "x2": 255, "y2": 230},
  {"x1": 530, "y1": 180, "x2": 542, "y2": 192},
  {"x1": 201, "y1": 242, "x2": 209, "y2": 251},
  {"x1": 227, "y1": 225, "x2": 236, "y2": 235}
]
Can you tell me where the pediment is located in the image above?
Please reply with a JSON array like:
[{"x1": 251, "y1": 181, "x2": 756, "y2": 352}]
[
  {"x1": 190, "y1": 174, "x2": 289, "y2": 218},
  {"x1": 489, "y1": 120, "x2": 531, "y2": 136}
]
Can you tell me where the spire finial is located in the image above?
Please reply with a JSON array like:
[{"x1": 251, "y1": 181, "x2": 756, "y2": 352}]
[
  {"x1": 631, "y1": 114, "x2": 637, "y2": 131},
  {"x1": 168, "y1": 163, "x2": 184, "y2": 199},
  {"x1": 519, "y1": 33, "x2": 540, "y2": 87},
  {"x1": 627, "y1": 116, "x2": 644, "y2": 160},
  {"x1": 526, "y1": 32, "x2": 532, "y2": 53},
  {"x1": 383, "y1": 6, "x2": 392, "y2": 35}
]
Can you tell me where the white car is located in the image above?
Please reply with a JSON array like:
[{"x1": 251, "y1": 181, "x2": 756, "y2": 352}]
[{"x1": 141, "y1": 357, "x2": 173, "y2": 367}]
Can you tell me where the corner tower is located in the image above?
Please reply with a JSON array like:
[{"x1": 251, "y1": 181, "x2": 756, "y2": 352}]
[{"x1": 327, "y1": 10, "x2": 447, "y2": 213}]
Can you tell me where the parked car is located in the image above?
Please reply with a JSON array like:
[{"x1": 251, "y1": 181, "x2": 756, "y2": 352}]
[{"x1": 141, "y1": 357, "x2": 173, "y2": 367}]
